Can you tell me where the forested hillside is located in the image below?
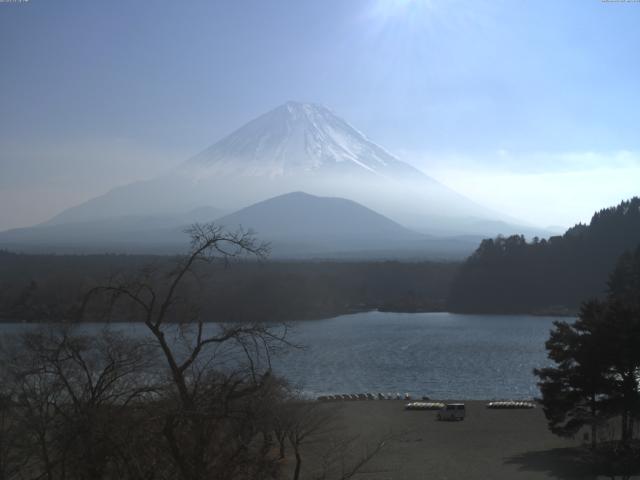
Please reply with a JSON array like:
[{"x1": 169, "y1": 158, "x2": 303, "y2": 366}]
[
  {"x1": 448, "y1": 197, "x2": 640, "y2": 313},
  {"x1": 0, "y1": 252, "x2": 458, "y2": 322}
]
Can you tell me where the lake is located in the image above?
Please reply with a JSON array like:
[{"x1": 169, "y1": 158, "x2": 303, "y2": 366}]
[
  {"x1": 0, "y1": 312, "x2": 565, "y2": 400},
  {"x1": 272, "y1": 311, "x2": 561, "y2": 400}
]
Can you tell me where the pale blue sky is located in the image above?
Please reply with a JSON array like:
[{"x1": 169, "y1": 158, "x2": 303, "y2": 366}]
[{"x1": 1, "y1": 0, "x2": 639, "y2": 229}]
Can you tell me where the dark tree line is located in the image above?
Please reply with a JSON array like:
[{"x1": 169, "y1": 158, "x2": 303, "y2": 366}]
[
  {"x1": 0, "y1": 252, "x2": 458, "y2": 323},
  {"x1": 535, "y1": 245, "x2": 640, "y2": 476},
  {"x1": 449, "y1": 197, "x2": 640, "y2": 313}
]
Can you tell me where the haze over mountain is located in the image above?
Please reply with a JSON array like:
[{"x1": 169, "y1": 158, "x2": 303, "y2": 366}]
[
  {"x1": 0, "y1": 192, "x2": 482, "y2": 258},
  {"x1": 44, "y1": 102, "x2": 536, "y2": 238},
  {"x1": 0, "y1": 207, "x2": 223, "y2": 254}
]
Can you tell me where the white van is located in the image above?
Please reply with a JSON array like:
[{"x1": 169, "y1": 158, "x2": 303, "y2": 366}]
[{"x1": 437, "y1": 403, "x2": 466, "y2": 421}]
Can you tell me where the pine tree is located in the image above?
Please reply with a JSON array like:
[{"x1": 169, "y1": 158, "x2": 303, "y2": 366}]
[
  {"x1": 534, "y1": 301, "x2": 613, "y2": 448},
  {"x1": 535, "y1": 245, "x2": 640, "y2": 448}
]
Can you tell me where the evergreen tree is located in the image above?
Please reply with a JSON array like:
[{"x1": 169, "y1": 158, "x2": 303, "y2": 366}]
[
  {"x1": 534, "y1": 301, "x2": 613, "y2": 448},
  {"x1": 535, "y1": 245, "x2": 640, "y2": 448}
]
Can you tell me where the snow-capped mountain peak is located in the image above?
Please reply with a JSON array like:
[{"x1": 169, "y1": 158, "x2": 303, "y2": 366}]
[
  {"x1": 40, "y1": 101, "x2": 504, "y2": 233},
  {"x1": 185, "y1": 101, "x2": 424, "y2": 180}
]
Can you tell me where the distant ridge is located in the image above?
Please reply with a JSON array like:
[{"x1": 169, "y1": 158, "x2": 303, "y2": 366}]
[{"x1": 0, "y1": 191, "x2": 482, "y2": 259}]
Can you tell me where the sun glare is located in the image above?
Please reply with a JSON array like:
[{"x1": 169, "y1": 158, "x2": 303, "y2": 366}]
[
  {"x1": 366, "y1": 0, "x2": 456, "y2": 34},
  {"x1": 373, "y1": 0, "x2": 437, "y2": 18}
]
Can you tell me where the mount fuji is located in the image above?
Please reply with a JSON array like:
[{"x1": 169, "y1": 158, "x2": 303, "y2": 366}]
[
  {"x1": 184, "y1": 101, "x2": 431, "y2": 180},
  {"x1": 45, "y1": 102, "x2": 512, "y2": 234},
  {"x1": 0, "y1": 102, "x2": 545, "y2": 255}
]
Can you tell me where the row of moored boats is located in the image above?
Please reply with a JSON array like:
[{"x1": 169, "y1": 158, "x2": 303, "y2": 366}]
[
  {"x1": 486, "y1": 401, "x2": 536, "y2": 409},
  {"x1": 406, "y1": 400, "x2": 536, "y2": 410},
  {"x1": 316, "y1": 395, "x2": 536, "y2": 409},
  {"x1": 317, "y1": 393, "x2": 422, "y2": 402}
]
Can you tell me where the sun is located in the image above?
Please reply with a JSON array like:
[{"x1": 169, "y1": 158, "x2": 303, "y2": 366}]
[{"x1": 373, "y1": 0, "x2": 437, "y2": 17}]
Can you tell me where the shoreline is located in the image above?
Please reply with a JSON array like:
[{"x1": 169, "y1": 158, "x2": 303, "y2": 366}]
[
  {"x1": 0, "y1": 300, "x2": 580, "y2": 324},
  {"x1": 0, "y1": 308, "x2": 577, "y2": 324},
  {"x1": 316, "y1": 397, "x2": 540, "y2": 403}
]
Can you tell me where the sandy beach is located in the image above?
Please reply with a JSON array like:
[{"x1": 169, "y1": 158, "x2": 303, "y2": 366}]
[{"x1": 301, "y1": 400, "x2": 592, "y2": 480}]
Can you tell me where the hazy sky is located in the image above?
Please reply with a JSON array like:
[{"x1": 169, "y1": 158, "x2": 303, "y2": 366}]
[{"x1": 1, "y1": 0, "x2": 639, "y2": 230}]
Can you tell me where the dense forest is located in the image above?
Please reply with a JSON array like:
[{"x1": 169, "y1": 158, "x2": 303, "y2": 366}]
[
  {"x1": 0, "y1": 251, "x2": 458, "y2": 323},
  {"x1": 449, "y1": 197, "x2": 640, "y2": 313}
]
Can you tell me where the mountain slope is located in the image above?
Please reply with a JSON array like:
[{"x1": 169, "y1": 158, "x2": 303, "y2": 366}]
[
  {"x1": 44, "y1": 102, "x2": 515, "y2": 236},
  {"x1": 218, "y1": 191, "x2": 419, "y2": 241},
  {"x1": 0, "y1": 207, "x2": 223, "y2": 254},
  {"x1": 216, "y1": 192, "x2": 478, "y2": 258},
  {"x1": 185, "y1": 102, "x2": 430, "y2": 180}
]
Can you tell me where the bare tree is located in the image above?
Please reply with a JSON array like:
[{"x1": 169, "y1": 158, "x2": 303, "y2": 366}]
[
  {"x1": 0, "y1": 391, "x2": 23, "y2": 480},
  {"x1": 81, "y1": 224, "x2": 290, "y2": 480},
  {"x1": 0, "y1": 223, "x2": 390, "y2": 480},
  {"x1": 285, "y1": 401, "x2": 332, "y2": 480},
  {"x1": 0, "y1": 325, "x2": 159, "y2": 480}
]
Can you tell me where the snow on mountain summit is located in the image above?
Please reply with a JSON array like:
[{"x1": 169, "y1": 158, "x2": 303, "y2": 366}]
[
  {"x1": 186, "y1": 101, "x2": 425, "y2": 180},
  {"x1": 41, "y1": 101, "x2": 505, "y2": 233}
]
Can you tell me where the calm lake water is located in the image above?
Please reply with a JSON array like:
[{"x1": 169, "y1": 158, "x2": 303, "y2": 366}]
[
  {"x1": 273, "y1": 311, "x2": 562, "y2": 400},
  {"x1": 0, "y1": 312, "x2": 565, "y2": 400}
]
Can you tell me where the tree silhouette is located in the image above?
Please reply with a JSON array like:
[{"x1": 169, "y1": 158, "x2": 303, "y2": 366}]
[
  {"x1": 450, "y1": 197, "x2": 640, "y2": 313},
  {"x1": 536, "y1": 245, "x2": 640, "y2": 450},
  {"x1": 534, "y1": 301, "x2": 613, "y2": 448}
]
